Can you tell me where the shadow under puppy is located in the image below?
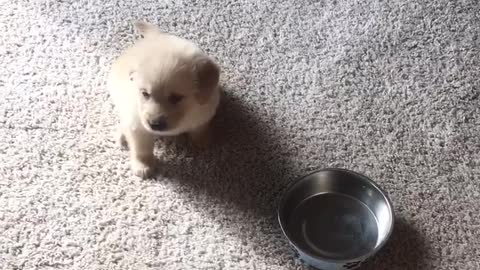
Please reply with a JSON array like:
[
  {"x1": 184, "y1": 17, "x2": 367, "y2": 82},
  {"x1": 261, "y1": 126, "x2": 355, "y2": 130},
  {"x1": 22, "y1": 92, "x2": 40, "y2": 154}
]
[{"x1": 108, "y1": 21, "x2": 221, "y2": 178}]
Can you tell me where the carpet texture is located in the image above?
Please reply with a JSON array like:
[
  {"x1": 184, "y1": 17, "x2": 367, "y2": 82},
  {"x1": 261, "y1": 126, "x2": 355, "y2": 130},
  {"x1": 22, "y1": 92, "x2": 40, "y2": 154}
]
[{"x1": 1, "y1": 0, "x2": 479, "y2": 269}]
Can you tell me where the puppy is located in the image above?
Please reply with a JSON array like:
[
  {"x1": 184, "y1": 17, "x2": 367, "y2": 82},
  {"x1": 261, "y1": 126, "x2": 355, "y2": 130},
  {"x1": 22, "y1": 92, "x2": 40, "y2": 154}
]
[{"x1": 107, "y1": 21, "x2": 220, "y2": 178}]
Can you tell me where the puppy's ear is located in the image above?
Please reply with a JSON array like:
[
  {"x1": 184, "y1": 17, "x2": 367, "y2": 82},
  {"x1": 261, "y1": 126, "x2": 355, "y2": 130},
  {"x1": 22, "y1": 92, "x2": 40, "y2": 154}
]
[
  {"x1": 193, "y1": 55, "x2": 220, "y2": 104},
  {"x1": 128, "y1": 70, "x2": 145, "y2": 88},
  {"x1": 129, "y1": 70, "x2": 139, "y2": 82},
  {"x1": 133, "y1": 21, "x2": 160, "y2": 37}
]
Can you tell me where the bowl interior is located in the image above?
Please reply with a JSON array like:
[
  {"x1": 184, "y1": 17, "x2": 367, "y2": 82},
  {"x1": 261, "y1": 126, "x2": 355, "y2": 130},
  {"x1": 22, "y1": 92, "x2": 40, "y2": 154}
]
[{"x1": 278, "y1": 169, "x2": 394, "y2": 261}]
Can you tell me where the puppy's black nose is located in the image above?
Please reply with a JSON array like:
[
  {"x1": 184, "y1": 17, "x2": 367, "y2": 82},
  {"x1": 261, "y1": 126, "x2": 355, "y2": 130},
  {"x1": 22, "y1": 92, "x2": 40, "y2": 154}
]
[{"x1": 148, "y1": 117, "x2": 168, "y2": 131}]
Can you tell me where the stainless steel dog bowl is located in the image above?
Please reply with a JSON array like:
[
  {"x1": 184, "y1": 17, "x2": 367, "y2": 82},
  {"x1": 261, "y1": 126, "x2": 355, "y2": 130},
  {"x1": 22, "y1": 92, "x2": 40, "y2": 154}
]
[{"x1": 278, "y1": 169, "x2": 394, "y2": 270}]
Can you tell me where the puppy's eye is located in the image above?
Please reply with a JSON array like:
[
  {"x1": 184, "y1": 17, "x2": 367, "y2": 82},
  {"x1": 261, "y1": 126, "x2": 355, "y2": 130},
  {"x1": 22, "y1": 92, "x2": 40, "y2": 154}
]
[
  {"x1": 141, "y1": 89, "x2": 150, "y2": 99},
  {"x1": 168, "y1": 94, "x2": 184, "y2": 104}
]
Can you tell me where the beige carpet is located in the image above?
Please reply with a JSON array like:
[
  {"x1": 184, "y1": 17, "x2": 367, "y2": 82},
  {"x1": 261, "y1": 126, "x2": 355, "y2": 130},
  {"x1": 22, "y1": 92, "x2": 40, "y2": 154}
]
[{"x1": 0, "y1": 0, "x2": 479, "y2": 269}]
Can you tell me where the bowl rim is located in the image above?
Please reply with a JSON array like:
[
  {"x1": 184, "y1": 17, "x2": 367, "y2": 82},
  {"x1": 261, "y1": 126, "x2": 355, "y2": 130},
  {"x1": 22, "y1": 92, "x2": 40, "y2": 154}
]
[{"x1": 277, "y1": 167, "x2": 395, "y2": 263}]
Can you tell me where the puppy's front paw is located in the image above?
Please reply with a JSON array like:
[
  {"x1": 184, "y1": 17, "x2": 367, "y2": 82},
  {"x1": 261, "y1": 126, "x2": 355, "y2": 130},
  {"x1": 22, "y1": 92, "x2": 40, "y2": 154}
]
[{"x1": 131, "y1": 157, "x2": 156, "y2": 179}]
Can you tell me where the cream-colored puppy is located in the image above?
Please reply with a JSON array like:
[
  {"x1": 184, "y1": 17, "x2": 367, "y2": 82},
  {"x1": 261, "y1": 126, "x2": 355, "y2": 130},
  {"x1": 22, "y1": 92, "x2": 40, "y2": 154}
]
[{"x1": 107, "y1": 21, "x2": 220, "y2": 178}]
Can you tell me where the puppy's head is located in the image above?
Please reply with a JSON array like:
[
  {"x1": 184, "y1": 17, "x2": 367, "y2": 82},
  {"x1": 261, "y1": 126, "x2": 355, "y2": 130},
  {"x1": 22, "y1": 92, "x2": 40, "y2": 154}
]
[{"x1": 128, "y1": 25, "x2": 219, "y2": 135}]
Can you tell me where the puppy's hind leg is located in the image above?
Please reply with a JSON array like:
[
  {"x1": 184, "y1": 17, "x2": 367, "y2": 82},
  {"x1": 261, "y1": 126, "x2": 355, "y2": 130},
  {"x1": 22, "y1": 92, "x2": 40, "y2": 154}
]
[
  {"x1": 125, "y1": 128, "x2": 156, "y2": 178},
  {"x1": 116, "y1": 127, "x2": 128, "y2": 150}
]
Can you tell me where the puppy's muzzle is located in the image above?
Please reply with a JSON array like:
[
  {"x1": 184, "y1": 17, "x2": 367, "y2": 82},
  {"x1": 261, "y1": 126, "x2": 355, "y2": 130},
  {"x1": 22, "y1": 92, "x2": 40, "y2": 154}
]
[{"x1": 148, "y1": 116, "x2": 168, "y2": 131}]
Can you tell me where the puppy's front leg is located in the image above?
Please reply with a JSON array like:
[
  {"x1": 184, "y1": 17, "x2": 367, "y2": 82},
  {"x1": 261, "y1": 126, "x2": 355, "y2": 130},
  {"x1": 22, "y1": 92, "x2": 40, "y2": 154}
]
[
  {"x1": 125, "y1": 128, "x2": 156, "y2": 178},
  {"x1": 188, "y1": 123, "x2": 211, "y2": 148}
]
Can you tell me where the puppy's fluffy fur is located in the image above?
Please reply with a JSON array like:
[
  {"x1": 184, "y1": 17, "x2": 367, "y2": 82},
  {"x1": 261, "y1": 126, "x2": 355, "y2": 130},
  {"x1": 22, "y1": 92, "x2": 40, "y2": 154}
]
[{"x1": 108, "y1": 21, "x2": 220, "y2": 178}]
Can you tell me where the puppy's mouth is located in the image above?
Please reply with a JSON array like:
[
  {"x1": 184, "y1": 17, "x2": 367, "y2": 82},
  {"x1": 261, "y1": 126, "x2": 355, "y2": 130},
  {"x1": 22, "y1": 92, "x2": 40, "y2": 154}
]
[
  {"x1": 149, "y1": 122, "x2": 168, "y2": 131},
  {"x1": 142, "y1": 117, "x2": 183, "y2": 136},
  {"x1": 146, "y1": 117, "x2": 169, "y2": 132}
]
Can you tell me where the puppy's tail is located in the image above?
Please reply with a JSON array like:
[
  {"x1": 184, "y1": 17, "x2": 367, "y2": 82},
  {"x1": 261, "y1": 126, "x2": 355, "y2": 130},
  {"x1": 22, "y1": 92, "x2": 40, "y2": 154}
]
[{"x1": 133, "y1": 21, "x2": 161, "y2": 36}]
